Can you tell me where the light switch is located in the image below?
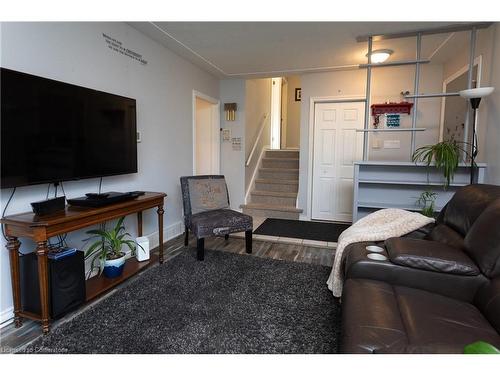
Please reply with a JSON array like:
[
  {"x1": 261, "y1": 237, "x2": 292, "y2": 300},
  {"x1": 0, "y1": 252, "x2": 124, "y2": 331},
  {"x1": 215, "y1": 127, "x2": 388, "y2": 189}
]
[{"x1": 136, "y1": 131, "x2": 142, "y2": 143}]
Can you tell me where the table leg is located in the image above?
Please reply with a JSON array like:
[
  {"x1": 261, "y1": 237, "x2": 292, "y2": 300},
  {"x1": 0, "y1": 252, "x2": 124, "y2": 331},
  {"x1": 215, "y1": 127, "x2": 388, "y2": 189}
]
[
  {"x1": 36, "y1": 240, "x2": 50, "y2": 334},
  {"x1": 6, "y1": 236, "x2": 22, "y2": 328},
  {"x1": 157, "y1": 205, "x2": 164, "y2": 264},
  {"x1": 137, "y1": 211, "x2": 143, "y2": 237}
]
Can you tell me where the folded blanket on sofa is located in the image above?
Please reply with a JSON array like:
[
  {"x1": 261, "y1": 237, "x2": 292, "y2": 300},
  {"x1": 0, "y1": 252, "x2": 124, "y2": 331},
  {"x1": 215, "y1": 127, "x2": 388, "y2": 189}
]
[{"x1": 327, "y1": 208, "x2": 435, "y2": 298}]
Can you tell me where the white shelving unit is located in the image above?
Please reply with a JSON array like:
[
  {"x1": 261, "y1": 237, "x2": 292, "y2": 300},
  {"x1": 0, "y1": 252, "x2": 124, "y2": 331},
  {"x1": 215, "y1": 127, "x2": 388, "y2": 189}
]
[{"x1": 352, "y1": 161, "x2": 487, "y2": 222}]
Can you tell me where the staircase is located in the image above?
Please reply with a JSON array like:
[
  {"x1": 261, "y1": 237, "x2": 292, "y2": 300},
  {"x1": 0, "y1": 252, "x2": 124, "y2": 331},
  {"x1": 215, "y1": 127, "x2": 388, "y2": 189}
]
[{"x1": 241, "y1": 150, "x2": 303, "y2": 220}]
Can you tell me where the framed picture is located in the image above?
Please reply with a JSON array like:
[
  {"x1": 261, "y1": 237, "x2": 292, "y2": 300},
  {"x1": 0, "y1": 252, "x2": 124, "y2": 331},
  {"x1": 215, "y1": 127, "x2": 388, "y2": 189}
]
[{"x1": 295, "y1": 88, "x2": 301, "y2": 102}]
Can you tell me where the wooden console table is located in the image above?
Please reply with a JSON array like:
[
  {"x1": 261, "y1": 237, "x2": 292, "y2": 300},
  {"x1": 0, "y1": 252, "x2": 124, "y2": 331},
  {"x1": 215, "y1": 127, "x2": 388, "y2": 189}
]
[{"x1": 1, "y1": 192, "x2": 166, "y2": 334}]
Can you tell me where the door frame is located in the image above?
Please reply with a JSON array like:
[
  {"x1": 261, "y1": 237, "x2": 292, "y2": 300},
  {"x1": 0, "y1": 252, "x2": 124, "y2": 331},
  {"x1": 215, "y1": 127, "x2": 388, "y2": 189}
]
[
  {"x1": 192, "y1": 90, "x2": 221, "y2": 175},
  {"x1": 306, "y1": 95, "x2": 366, "y2": 221},
  {"x1": 439, "y1": 55, "x2": 482, "y2": 142}
]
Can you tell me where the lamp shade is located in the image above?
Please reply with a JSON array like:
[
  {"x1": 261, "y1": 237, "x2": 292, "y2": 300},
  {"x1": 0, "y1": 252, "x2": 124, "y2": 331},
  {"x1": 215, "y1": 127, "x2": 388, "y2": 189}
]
[{"x1": 459, "y1": 87, "x2": 494, "y2": 99}]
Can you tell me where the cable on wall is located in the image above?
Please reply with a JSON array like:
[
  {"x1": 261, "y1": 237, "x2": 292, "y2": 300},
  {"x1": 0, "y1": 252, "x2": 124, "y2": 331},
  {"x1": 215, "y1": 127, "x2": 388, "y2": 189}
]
[{"x1": 1, "y1": 187, "x2": 17, "y2": 241}]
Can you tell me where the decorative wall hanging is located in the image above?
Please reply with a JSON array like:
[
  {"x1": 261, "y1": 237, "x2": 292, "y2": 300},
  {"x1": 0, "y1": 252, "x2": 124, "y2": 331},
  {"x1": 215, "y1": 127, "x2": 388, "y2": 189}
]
[
  {"x1": 371, "y1": 101, "x2": 413, "y2": 128},
  {"x1": 295, "y1": 88, "x2": 302, "y2": 102},
  {"x1": 224, "y1": 103, "x2": 237, "y2": 121}
]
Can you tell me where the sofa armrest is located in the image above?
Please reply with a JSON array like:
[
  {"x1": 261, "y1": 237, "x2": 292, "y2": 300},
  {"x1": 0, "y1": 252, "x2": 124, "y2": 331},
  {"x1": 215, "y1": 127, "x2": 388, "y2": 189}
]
[{"x1": 385, "y1": 237, "x2": 479, "y2": 275}]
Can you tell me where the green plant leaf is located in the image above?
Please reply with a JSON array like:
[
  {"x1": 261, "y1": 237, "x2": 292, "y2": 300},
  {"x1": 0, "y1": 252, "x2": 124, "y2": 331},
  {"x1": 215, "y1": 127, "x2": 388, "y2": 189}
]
[{"x1": 464, "y1": 341, "x2": 500, "y2": 354}]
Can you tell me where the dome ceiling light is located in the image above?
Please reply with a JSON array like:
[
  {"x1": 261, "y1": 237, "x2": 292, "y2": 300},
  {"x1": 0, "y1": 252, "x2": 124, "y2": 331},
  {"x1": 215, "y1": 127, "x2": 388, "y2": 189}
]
[{"x1": 366, "y1": 49, "x2": 393, "y2": 64}]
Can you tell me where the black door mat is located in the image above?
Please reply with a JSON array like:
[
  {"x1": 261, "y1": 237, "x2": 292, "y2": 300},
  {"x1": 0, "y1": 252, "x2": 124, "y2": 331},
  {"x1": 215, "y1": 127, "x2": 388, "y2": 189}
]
[{"x1": 254, "y1": 218, "x2": 350, "y2": 242}]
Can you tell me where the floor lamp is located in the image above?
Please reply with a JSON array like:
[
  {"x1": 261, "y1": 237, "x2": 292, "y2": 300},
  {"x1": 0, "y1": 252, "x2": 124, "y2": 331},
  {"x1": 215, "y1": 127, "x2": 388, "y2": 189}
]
[{"x1": 459, "y1": 87, "x2": 494, "y2": 184}]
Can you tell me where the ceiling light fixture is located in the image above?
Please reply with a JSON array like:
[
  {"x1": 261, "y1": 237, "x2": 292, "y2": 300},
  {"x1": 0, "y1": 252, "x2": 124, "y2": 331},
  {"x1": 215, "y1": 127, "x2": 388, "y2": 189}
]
[{"x1": 366, "y1": 49, "x2": 393, "y2": 64}]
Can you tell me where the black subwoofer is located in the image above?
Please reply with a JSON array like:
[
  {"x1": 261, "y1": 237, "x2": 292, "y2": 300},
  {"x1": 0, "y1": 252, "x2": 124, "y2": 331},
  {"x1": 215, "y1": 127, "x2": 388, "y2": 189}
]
[{"x1": 20, "y1": 250, "x2": 86, "y2": 319}]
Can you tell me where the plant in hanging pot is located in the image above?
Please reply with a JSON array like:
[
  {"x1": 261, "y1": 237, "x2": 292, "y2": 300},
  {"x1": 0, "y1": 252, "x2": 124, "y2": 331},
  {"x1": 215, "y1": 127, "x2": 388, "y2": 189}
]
[{"x1": 84, "y1": 217, "x2": 142, "y2": 278}]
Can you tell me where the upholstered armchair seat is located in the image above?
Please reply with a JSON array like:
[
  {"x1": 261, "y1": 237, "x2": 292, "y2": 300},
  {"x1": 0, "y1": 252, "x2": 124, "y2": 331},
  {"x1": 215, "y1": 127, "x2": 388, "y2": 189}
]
[
  {"x1": 190, "y1": 209, "x2": 253, "y2": 238},
  {"x1": 180, "y1": 175, "x2": 253, "y2": 260}
]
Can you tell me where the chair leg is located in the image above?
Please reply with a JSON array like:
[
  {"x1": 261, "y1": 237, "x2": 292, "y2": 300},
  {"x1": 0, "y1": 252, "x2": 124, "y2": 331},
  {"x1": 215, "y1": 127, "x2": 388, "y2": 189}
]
[
  {"x1": 184, "y1": 226, "x2": 189, "y2": 246},
  {"x1": 225, "y1": 234, "x2": 229, "y2": 241},
  {"x1": 245, "y1": 230, "x2": 252, "y2": 254},
  {"x1": 197, "y1": 238, "x2": 205, "y2": 261}
]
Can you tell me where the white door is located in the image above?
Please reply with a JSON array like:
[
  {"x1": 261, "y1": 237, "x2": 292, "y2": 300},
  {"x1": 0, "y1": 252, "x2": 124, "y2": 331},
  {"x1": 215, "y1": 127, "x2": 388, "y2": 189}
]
[
  {"x1": 194, "y1": 97, "x2": 219, "y2": 175},
  {"x1": 312, "y1": 101, "x2": 365, "y2": 222}
]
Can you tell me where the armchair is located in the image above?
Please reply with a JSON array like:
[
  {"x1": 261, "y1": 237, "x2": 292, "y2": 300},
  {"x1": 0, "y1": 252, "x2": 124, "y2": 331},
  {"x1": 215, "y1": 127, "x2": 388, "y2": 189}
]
[{"x1": 180, "y1": 175, "x2": 253, "y2": 260}]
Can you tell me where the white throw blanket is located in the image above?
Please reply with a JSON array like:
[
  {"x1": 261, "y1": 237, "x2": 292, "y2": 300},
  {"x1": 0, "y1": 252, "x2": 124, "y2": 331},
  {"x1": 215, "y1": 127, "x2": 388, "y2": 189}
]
[{"x1": 327, "y1": 208, "x2": 435, "y2": 297}]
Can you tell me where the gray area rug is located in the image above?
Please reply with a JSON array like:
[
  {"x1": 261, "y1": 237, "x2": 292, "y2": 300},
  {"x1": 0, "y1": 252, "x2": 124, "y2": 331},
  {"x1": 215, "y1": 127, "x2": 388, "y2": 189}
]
[{"x1": 27, "y1": 249, "x2": 341, "y2": 353}]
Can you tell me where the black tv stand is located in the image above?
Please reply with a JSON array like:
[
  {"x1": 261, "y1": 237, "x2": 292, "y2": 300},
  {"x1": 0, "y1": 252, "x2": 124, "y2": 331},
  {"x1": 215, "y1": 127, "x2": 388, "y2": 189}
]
[{"x1": 67, "y1": 192, "x2": 139, "y2": 208}]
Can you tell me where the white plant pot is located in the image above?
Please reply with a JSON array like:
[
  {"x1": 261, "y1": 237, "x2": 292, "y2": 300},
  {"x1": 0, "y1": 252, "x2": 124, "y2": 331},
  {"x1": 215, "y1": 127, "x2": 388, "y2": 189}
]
[
  {"x1": 135, "y1": 236, "x2": 150, "y2": 262},
  {"x1": 103, "y1": 253, "x2": 126, "y2": 278}
]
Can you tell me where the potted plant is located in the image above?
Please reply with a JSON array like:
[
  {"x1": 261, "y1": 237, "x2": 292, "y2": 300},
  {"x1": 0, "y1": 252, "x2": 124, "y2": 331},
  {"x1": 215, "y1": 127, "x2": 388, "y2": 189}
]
[
  {"x1": 84, "y1": 217, "x2": 142, "y2": 278},
  {"x1": 416, "y1": 190, "x2": 437, "y2": 218},
  {"x1": 412, "y1": 139, "x2": 471, "y2": 189}
]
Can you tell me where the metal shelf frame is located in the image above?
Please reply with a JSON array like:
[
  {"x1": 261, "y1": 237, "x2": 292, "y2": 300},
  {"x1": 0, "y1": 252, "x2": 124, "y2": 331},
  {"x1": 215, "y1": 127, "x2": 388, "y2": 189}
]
[{"x1": 359, "y1": 24, "x2": 481, "y2": 161}]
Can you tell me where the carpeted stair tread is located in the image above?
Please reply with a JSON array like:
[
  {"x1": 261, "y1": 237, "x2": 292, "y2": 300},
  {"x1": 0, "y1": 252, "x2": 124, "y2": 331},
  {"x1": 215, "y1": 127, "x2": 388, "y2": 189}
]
[
  {"x1": 255, "y1": 178, "x2": 299, "y2": 185},
  {"x1": 250, "y1": 190, "x2": 297, "y2": 198},
  {"x1": 241, "y1": 203, "x2": 303, "y2": 213}
]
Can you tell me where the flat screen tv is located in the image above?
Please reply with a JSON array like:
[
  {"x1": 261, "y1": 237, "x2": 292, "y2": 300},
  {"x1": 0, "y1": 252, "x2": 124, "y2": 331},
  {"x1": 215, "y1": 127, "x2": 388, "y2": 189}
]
[{"x1": 1, "y1": 68, "x2": 137, "y2": 189}]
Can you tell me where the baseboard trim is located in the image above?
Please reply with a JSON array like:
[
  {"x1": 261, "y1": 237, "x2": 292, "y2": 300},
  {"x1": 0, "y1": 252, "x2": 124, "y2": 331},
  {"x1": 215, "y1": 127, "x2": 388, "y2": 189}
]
[{"x1": 0, "y1": 307, "x2": 14, "y2": 328}]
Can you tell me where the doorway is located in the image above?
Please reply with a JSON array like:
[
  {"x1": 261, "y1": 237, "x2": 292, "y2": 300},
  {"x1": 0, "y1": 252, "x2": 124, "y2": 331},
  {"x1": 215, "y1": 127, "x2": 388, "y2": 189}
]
[
  {"x1": 193, "y1": 91, "x2": 220, "y2": 175},
  {"x1": 311, "y1": 101, "x2": 365, "y2": 222},
  {"x1": 440, "y1": 56, "x2": 482, "y2": 147}
]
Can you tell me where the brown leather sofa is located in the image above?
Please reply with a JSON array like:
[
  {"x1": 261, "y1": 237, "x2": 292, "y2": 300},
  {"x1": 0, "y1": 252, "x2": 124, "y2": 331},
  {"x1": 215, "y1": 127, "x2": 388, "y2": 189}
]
[{"x1": 340, "y1": 184, "x2": 500, "y2": 353}]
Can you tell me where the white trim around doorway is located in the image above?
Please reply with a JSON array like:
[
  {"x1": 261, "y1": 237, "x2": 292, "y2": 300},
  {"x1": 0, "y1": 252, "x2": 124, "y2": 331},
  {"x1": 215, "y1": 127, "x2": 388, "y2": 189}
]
[
  {"x1": 192, "y1": 90, "x2": 221, "y2": 175},
  {"x1": 305, "y1": 95, "x2": 366, "y2": 220}
]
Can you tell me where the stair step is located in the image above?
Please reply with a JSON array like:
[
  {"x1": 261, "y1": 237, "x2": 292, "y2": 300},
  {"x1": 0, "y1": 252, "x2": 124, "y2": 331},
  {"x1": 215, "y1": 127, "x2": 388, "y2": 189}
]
[
  {"x1": 265, "y1": 150, "x2": 299, "y2": 159},
  {"x1": 250, "y1": 190, "x2": 297, "y2": 206},
  {"x1": 259, "y1": 167, "x2": 299, "y2": 180},
  {"x1": 262, "y1": 157, "x2": 299, "y2": 169},
  {"x1": 255, "y1": 178, "x2": 299, "y2": 185},
  {"x1": 255, "y1": 179, "x2": 299, "y2": 193},
  {"x1": 251, "y1": 190, "x2": 297, "y2": 197},
  {"x1": 241, "y1": 203, "x2": 302, "y2": 220}
]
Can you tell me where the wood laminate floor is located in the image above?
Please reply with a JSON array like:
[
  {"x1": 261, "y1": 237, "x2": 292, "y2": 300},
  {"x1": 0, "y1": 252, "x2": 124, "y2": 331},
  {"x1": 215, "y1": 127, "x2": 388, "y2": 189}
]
[{"x1": 0, "y1": 233, "x2": 335, "y2": 352}]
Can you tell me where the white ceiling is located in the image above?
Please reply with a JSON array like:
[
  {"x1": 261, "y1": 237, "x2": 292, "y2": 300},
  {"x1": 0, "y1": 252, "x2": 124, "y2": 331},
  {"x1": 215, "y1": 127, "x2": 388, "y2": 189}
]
[{"x1": 130, "y1": 22, "x2": 484, "y2": 78}]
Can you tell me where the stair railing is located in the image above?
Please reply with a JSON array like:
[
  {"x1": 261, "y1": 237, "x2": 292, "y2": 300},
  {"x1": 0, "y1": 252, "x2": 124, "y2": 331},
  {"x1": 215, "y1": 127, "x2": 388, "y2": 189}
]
[{"x1": 246, "y1": 113, "x2": 269, "y2": 167}]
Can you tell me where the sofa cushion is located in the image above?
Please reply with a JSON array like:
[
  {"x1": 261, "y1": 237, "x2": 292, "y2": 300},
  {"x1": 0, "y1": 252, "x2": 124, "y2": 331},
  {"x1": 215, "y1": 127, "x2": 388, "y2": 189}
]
[
  {"x1": 464, "y1": 199, "x2": 500, "y2": 278},
  {"x1": 340, "y1": 279, "x2": 408, "y2": 354},
  {"x1": 188, "y1": 178, "x2": 229, "y2": 214},
  {"x1": 427, "y1": 224, "x2": 465, "y2": 249},
  {"x1": 441, "y1": 184, "x2": 500, "y2": 237},
  {"x1": 385, "y1": 237, "x2": 479, "y2": 275},
  {"x1": 341, "y1": 279, "x2": 500, "y2": 354},
  {"x1": 395, "y1": 284, "x2": 500, "y2": 349}
]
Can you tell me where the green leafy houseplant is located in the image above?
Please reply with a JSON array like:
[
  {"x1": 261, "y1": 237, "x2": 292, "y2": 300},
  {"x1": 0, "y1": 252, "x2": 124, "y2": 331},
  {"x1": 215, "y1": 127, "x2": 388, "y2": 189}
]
[
  {"x1": 84, "y1": 217, "x2": 141, "y2": 276},
  {"x1": 464, "y1": 341, "x2": 500, "y2": 354},
  {"x1": 416, "y1": 190, "x2": 437, "y2": 218},
  {"x1": 412, "y1": 140, "x2": 471, "y2": 189}
]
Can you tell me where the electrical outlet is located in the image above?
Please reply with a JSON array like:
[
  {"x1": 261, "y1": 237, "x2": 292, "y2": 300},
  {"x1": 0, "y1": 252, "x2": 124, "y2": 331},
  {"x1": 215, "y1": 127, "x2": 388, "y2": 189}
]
[{"x1": 136, "y1": 131, "x2": 142, "y2": 143}]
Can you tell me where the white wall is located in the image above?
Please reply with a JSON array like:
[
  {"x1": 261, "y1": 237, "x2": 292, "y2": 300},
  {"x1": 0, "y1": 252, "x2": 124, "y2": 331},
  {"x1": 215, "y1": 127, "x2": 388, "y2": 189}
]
[
  {"x1": 484, "y1": 23, "x2": 500, "y2": 184},
  {"x1": 220, "y1": 79, "x2": 246, "y2": 209},
  {"x1": 245, "y1": 78, "x2": 271, "y2": 193},
  {"x1": 285, "y1": 75, "x2": 301, "y2": 148},
  {"x1": 0, "y1": 22, "x2": 219, "y2": 325}
]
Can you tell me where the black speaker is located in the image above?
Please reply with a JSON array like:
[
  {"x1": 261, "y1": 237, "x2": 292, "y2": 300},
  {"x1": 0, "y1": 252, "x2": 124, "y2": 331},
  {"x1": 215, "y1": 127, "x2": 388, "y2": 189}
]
[{"x1": 20, "y1": 250, "x2": 86, "y2": 319}]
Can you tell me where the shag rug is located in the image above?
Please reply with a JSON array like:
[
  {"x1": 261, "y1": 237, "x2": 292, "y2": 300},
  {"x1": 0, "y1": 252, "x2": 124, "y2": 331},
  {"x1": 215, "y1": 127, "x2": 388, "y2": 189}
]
[{"x1": 26, "y1": 249, "x2": 341, "y2": 354}]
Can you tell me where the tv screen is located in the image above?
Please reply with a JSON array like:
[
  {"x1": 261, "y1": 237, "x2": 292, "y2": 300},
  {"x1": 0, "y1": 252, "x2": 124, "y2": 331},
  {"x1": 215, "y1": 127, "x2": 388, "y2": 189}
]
[{"x1": 1, "y1": 68, "x2": 137, "y2": 189}]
